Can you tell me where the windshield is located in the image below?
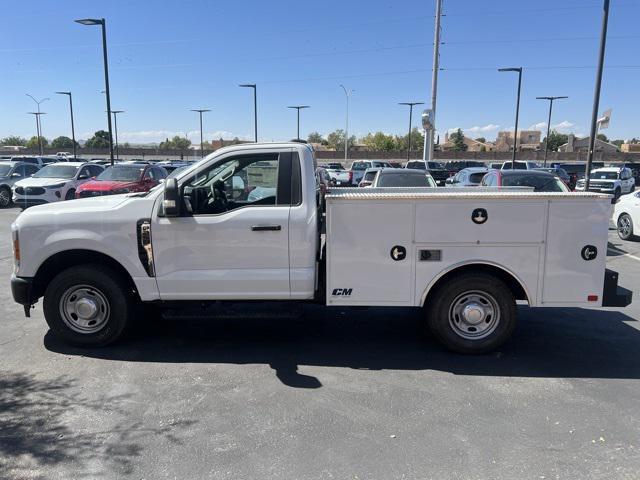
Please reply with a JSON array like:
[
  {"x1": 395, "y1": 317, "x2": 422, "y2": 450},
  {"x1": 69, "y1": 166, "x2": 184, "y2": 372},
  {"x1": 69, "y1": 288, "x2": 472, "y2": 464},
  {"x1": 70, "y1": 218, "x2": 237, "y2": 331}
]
[
  {"x1": 469, "y1": 172, "x2": 486, "y2": 183},
  {"x1": 502, "y1": 174, "x2": 567, "y2": 192},
  {"x1": 592, "y1": 171, "x2": 618, "y2": 180},
  {"x1": 351, "y1": 162, "x2": 369, "y2": 170},
  {"x1": 0, "y1": 165, "x2": 12, "y2": 177},
  {"x1": 363, "y1": 170, "x2": 378, "y2": 182},
  {"x1": 426, "y1": 162, "x2": 444, "y2": 169},
  {"x1": 406, "y1": 161, "x2": 426, "y2": 170},
  {"x1": 502, "y1": 162, "x2": 528, "y2": 170},
  {"x1": 98, "y1": 165, "x2": 145, "y2": 182},
  {"x1": 378, "y1": 173, "x2": 434, "y2": 187},
  {"x1": 33, "y1": 164, "x2": 78, "y2": 179}
]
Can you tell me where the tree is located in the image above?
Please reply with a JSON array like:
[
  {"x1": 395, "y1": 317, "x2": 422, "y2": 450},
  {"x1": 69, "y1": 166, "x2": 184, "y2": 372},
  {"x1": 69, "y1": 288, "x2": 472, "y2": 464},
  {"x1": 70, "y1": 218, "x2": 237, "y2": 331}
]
[
  {"x1": 85, "y1": 130, "x2": 111, "y2": 149},
  {"x1": 307, "y1": 132, "x2": 325, "y2": 144},
  {"x1": 0, "y1": 136, "x2": 26, "y2": 146},
  {"x1": 543, "y1": 130, "x2": 568, "y2": 152},
  {"x1": 26, "y1": 136, "x2": 48, "y2": 149},
  {"x1": 596, "y1": 133, "x2": 609, "y2": 143},
  {"x1": 326, "y1": 129, "x2": 355, "y2": 151},
  {"x1": 395, "y1": 128, "x2": 425, "y2": 152},
  {"x1": 51, "y1": 136, "x2": 78, "y2": 149},
  {"x1": 611, "y1": 139, "x2": 624, "y2": 147},
  {"x1": 450, "y1": 129, "x2": 468, "y2": 152},
  {"x1": 361, "y1": 132, "x2": 396, "y2": 151},
  {"x1": 159, "y1": 136, "x2": 191, "y2": 150},
  {"x1": 475, "y1": 137, "x2": 486, "y2": 144}
]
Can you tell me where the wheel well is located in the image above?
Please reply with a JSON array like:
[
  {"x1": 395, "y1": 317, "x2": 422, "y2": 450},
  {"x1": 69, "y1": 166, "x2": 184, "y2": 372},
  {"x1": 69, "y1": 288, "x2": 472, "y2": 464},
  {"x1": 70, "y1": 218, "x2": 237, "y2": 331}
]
[
  {"x1": 33, "y1": 249, "x2": 138, "y2": 300},
  {"x1": 424, "y1": 263, "x2": 529, "y2": 306}
]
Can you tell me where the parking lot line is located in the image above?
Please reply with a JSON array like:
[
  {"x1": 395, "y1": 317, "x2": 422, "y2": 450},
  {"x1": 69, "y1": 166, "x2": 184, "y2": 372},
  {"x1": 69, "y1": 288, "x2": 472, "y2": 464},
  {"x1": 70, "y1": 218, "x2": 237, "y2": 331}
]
[{"x1": 608, "y1": 245, "x2": 640, "y2": 263}]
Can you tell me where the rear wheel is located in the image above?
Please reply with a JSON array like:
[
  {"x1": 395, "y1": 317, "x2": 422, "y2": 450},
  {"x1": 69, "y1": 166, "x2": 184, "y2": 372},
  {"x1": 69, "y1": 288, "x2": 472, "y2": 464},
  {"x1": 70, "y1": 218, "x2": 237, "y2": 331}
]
[
  {"x1": 65, "y1": 189, "x2": 76, "y2": 201},
  {"x1": 426, "y1": 273, "x2": 517, "y2": 354},
  {"x1": 43, "y1": 264, "x2": 133, "y2": 346},
  {"x1": 0, "y1": 186, "x2": 11, "y2": 208},
  {"x1": 617, "y1": 213, "x2": 636, "y2": 241}
]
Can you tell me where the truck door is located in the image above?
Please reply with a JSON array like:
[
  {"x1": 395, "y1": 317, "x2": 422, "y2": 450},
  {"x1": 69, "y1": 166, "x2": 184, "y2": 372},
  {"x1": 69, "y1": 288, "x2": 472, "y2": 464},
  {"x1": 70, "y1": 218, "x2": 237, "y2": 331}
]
[{"x1": 151, "y1": 149, "x2": 296, "y2": 300}]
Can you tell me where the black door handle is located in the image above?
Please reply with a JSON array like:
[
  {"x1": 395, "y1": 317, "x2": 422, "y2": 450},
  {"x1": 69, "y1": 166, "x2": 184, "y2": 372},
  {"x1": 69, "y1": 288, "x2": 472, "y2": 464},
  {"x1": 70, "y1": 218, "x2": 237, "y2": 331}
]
[{"x1": 251, "y1": 225, "x2": 282, "y2": 231}]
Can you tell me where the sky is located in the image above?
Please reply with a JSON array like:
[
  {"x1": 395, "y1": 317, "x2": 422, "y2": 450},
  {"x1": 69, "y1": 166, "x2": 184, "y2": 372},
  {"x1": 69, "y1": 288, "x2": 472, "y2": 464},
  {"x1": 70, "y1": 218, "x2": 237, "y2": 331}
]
[{"x1": 1, "y1": 0, "x2": 639, "y2": 145}]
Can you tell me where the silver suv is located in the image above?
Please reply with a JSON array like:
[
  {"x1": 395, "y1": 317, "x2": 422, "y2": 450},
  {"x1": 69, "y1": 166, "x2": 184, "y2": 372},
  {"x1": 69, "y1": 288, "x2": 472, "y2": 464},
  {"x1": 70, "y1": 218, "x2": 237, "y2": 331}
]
[{"x1": 0, "y1": 162, "x2": 42, "y2": 208}]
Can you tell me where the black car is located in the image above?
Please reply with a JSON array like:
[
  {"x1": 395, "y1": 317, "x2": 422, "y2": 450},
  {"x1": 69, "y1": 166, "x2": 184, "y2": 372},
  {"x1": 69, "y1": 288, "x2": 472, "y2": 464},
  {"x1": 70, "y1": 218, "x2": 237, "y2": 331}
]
[
  {"x1": 443, "y1": 160, "x2": 486, "y2": 175},
  {"x1": 405, "y1": 160, "x2": 449, "y2": 186},
  {"x1": 533, "y1": 167, "x2": 571, "y2": 188}
]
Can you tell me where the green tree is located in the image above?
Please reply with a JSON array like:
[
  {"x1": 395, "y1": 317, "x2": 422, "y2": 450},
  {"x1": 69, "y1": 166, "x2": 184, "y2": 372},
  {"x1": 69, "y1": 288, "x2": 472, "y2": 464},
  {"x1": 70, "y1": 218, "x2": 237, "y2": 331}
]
[
  {"x1": 361, "y1": 131, "x2": 396, "y2": 151},
  {"x1": 159, "y1": 136, "x2": 191, "y2": 150},
  {"x1": 475, "y1": 137, "x2": 486, "y2": 144},
  {"x1": 85, "y1": 130, "x2": 111, "y2": 149},
  {"x1": 450, "y1": 129, "x2": 468, "y2": 152},
  {"x1": 51, "y1": 136, "x2": 78, "y2": 149},
  {"x1": 596, "y1": 133, "x2": 609, "y2": 143},
  {"x1": 543, "y1": 130, "x2": 568, "y2": 152},
  {"x1": 611, "y1": 139, "x2": 624, "y2": 147},
  {"x1": 0, "y1": 135, "x2": 27, "y2": 146},
  {"x1": 326, "y1": 129, "x2": 355, "y2": 151},
  {"x1": 26, "y1": 136, "x2": 48, "y2": 149},
  {"x1": 394, "y1": 128, "x2": 425, "y2": 152},
  {"x1": 307, "y1": 132, "x2": 325, "y2": 144}
]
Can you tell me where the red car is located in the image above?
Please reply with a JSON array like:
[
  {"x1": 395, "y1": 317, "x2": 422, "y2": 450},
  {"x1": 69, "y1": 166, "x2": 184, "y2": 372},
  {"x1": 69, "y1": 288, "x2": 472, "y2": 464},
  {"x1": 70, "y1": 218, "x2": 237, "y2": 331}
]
[{"x1": 76, "y1": 163, "x2": 167, "y2": 198}]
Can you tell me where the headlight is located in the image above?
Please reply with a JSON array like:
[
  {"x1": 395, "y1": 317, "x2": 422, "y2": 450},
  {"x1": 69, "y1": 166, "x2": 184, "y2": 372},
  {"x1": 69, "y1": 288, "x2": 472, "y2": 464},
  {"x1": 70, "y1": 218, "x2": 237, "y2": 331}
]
[{"x1": 45, "y1": 183, "x2": 67, "y2": 189}]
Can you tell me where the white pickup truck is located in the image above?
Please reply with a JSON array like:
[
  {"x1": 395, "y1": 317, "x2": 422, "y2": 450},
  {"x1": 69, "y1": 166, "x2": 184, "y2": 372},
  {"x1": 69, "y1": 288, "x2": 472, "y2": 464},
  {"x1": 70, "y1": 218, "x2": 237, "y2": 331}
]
[{"x1": 11, "y1": 142, "x2": 632, "y2": 353}]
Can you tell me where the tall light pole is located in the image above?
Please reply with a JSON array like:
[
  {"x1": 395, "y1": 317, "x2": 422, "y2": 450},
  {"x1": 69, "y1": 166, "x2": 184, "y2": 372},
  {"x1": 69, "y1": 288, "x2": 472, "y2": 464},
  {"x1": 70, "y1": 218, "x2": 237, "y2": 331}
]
[
  {"x1": 26, "y1": 94, "x2": 49, "y2": 155},
  {"x1": 27, "y1": 112, "x2": 46, "y2": 154},
  {"x1": 424, "y1": 0, "x2": 443, "y2": 161},
  {"x1": 398, "y1": 102, "x2": 424, "y2": 161},
  {"x1": 111, "y1": 110, "x2": 125, "y2": 160},
  {"x1": 287, "y1": 105, "x2": 310, "y2": 140},
  {"x1": 585, "y1": 0, "x2": 610, "y2": 190},
  {"x1": 75, "y1": 18, "x2": 114, "y2": 165},
  {"x1": 55, "y1": 91, "x2": 77, "y2": 158},
  {"x1": 339, "y1": 85, "x2": 354, "y2": 164},
  {"x1": 239, "y1": 84, "x2": 257, "y2": 142},
  {"x1": 536, "y1": 96, "x2": 568, "y2": 167},
  {"x1": 190, "y1": 109, "x2": 211, "y2": 158},
  {"x1": 498, "y1": 67, "x2": 523, "y2": 168}
]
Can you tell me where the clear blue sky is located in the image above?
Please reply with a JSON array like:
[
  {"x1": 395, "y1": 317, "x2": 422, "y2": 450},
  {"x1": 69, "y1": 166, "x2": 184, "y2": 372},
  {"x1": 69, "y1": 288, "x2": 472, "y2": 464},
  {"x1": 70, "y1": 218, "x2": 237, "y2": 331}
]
[{"x1": 1, "y1": 0, "x2": 639, "y2": 145}]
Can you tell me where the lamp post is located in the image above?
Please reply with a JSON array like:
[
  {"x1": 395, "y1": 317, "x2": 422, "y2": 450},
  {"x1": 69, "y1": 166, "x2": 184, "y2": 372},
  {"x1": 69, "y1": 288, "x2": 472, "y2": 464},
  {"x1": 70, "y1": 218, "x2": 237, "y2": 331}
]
[
  {"x1": 536, "y1": 96, "x2": 568, "y2": 167},
  {"x1": 498, "y1": 67, "x2": 523, "y2": 169},
  {"x1": 339, "y1": 85, "x2": 354, "y2": 164},
  {"x1": 111, "y1": 110, "x2": 125, "y2": 160},
  {"x1": 239, "y1": 84, "x2": 257, "y2": 142},
  {"x1": 190, "y1": 109, "x2": 211, "y2": 158},
  {"x1": 398, "y1": 102, "x2": 424, "y2": 161},
  {"x1": 27, "y1": 112, "x2": 46, "y2": 154},
  {"x1": 287, "y1": 105, "x2": 310, "y2": 140},
  {"x1": 75, "y1": 18, "x2": 114, "y2": 165},
  {"x1": 55, "y1": 91, "x2": 77, "y2": 158},
  {"x1": 25, "y1": 94, "x2": 49, "y2": 155}
]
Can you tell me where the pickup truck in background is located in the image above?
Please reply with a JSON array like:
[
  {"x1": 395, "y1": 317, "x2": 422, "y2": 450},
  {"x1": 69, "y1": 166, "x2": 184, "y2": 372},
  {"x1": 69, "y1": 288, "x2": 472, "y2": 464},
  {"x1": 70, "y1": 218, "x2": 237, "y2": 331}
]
[
  {"x1": 350, "y1": 160, "x2": 393, "y2": 186},
  {"x1": 11, "y1": 142, "x2": 632, "y2": 354},
  {"x1": 405, "y1": 160, "x2": 449, "y2": 186},
  {"x1": 323, "y1": 164, "x2": 352, "y2": 186}
]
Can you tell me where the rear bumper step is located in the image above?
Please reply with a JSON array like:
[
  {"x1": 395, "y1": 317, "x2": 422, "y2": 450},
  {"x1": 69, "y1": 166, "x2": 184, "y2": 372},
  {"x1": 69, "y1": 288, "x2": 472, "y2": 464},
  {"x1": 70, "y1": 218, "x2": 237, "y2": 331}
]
[{"x1": 602, "y1": 268, "x2": 633, "y2": 307}]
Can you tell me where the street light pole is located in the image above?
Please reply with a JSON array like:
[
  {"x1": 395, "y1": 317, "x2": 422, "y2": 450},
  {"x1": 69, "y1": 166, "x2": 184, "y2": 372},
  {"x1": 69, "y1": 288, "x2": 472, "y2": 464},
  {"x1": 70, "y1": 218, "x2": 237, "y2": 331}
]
[
  {"x1": 26, "y1": 94, "x2": 49, "y2": 155},
  {"x1": 111, "y1": 110, "x2": 124, "y2": 160},
  {"x1": 287, "y1": 106, "x2": 310, "y2": 140},
  {"x1": 536, "y1": 96, "x2": 568, "y2": 167},
  {"x1": 398, "y1": 102, "x2": 425, "y2": 161},
  {"x1": 498, "y1": 67, "x2": 523, "y2": 168},
  {"x1": 75, "y1": 18, "x2": 114, "y2": 165},
  {"x1": 55, "y1": 91, "x2": 77, "y2": 158},
  {"x1": 339, "y1": 85, "x2": 354, "y2": 164},
  {"x1": 585, "y1": 0, "x2": 610, "y2": 191},
  {"x1": 190, "y1": 109, "x2": 211, "y2": 158},
  {"x1": 27, "y1": 112, "x2": 46, "y2": 154},
  {"x1": 239, "y1": 84, "x2": 257, "y2": 142},
  {"x1": 425, "y1": 0, "x2": 443, "y2": 162}
]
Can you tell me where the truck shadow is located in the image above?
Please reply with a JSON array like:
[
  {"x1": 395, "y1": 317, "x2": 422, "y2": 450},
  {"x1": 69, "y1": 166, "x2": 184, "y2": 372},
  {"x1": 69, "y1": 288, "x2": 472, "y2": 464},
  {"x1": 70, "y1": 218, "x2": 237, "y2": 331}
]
[{"x1": 44, "y1": 305, "x2": 640, "y2": 388}]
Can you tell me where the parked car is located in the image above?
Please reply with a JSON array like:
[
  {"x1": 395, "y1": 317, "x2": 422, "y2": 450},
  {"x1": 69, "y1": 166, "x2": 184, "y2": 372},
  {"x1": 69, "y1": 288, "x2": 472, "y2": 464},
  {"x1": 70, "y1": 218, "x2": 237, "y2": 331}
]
[
  {"x1": 500, "y1": 161, "x2": 540, "y2": 170},
  {"x1": 0, "y1": 161, "x2": 41, "y2": 208},
  {"x1": 488, "y1": 162, "x2": 503, "y2": 170},
  {"x1": 443, "y1": 160, "x2": 486, "y2": 175},
  {"x1": 350, "y1": 160, "x2": 392, "y2": 186},
  {"x1": 405, "y1": 161, "x2": 449, "y2": 186},
  {"x1": 323, "y1": 164, "x2": 351, "y2": 186},
  {"x1": 533, "y1": 167, "x2": 572, "y2": 188},
  {"x1": 13, "y1": 162, "x2": 105, "y2": 208},
  {"x1": 575, "y1": 166, "x2": 635, "y2": 200},
  {"x1": 613, "y1": 190, "x2": 640, "y2": 240},
  {"x1": 157, "y1": 160, "x2": 192, "y2": 175},
  {"x1": 76, "y1": 163, "x2": 167, "y2": 198},
  {"x1": 324, "y1": 162, "x2": 345, "y2": 170},
  {"x1": 445, "y1": 167, "x2": 488, "y2": 187},
  {"x1": 371, "y1": 168, "x2": 436, "y2": 188},
  {"x1": 10, "y1": 156, "x2": 56, "y2": 167},
  {"x1": 358, "y1": 167, "x2": 381, "y2": 187},
  {"x1": 388, "y1": 161, "x2": 403, "y2": 169},
  {"x1": 480, "y1": 169, "x2": 569, "y2": 192}
]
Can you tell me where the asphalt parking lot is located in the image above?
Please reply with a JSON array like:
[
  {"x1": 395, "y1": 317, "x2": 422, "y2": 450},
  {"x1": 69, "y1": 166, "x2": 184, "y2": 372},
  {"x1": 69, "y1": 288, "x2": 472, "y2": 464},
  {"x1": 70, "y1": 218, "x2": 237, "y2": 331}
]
[{"x1": 1, "y1": 206, "x2": 640, "y2": 480}]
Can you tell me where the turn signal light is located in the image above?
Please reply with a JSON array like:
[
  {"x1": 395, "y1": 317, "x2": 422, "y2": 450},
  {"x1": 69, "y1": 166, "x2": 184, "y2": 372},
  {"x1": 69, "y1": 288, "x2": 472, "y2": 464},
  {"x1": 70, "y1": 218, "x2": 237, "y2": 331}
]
[{"x1": 588, "y1": 295, "x2": 598, "y2": 302}]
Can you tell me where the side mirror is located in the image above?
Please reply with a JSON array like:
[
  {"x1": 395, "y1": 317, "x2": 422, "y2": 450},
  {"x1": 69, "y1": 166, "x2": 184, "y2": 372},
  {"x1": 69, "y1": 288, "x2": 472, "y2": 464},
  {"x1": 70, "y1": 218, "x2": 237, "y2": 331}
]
[
  {"x1": 163, "y1": 178, "x2": 180, "y2": 217},
  {"x1": 12, "y1": 173, "x2": 21, "y2": 178},
  {"x1": 78, "y1": 174, "x2": 89, "y2": 180}
]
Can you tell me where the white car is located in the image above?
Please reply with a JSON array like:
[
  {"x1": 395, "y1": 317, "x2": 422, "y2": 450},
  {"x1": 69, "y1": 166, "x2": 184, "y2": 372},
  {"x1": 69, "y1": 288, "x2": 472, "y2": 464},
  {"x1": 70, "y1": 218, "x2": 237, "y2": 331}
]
[
  {"x1": 500, "y1": 161, "x2": 540, "y2": 170},
  {"x1": 613, "y1": 190, "x2": 640, "y2": 240},
  {"x1": 575, "y1": 166, "x2": 635, "y2": 200},
  {"x1": 13, "y1": 162, "x2": 104, "y2": 208}
]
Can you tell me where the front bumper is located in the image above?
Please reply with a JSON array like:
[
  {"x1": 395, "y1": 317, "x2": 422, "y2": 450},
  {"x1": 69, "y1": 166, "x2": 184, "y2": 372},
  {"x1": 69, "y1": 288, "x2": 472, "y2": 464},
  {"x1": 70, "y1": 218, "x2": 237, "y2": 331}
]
[
  {"x1": 11, "y1": 274, "x2": 36, "y2": 306},
  {"x1": 602, "y1": 268, "x2": 632, "y2": 307},
  {"x1": 13, "y1": 190, "x2": 62, "y2": 207}
]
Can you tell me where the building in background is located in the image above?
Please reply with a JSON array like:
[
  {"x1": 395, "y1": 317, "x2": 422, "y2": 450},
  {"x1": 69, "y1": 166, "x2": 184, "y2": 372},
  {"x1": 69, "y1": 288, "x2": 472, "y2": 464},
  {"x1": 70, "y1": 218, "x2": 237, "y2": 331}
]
[
  {"x1": 558, "y1": 134, "x2": 619, "y2": 153},
  {"x1": 494, "y1": 130, "x2": 541, "y2": 152},
  {"x1": 621, "y1": 143, "x2": 640, "y2": 153},
  {"x1": 441, "y1": 133, "x2": 495, "y2": 152}
]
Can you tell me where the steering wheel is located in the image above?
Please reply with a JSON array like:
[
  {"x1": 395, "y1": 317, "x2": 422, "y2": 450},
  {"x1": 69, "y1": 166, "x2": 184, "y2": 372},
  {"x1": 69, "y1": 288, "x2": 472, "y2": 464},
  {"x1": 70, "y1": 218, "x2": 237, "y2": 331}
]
[{"x1": 208, "y1": 180, "x2": 229, "y2": 213}]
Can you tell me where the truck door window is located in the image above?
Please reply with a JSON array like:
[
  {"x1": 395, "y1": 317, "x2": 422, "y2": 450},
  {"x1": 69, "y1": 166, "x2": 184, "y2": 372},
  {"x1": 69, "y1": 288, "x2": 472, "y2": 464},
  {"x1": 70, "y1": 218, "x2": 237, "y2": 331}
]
[{"x1": 182, "y1": 154, "x2": 281, "y2": 215}]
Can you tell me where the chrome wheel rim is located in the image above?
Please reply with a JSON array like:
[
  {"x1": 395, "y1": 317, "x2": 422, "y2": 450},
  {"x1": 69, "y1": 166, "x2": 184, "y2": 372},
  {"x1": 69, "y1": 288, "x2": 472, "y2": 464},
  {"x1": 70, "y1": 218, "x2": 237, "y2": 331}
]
[
  {"x1": 59, "y1": 285, "x2": 110, "y2": 334},
  {"x1": 0, "y1": 189, "x2": 10, "y2": 207},
  {"x1": 448, "y1": 290, "x2": 500, "y2": 340},
  {"x1": 619, "y1": 216, "x2": 632, "y2": 238}
]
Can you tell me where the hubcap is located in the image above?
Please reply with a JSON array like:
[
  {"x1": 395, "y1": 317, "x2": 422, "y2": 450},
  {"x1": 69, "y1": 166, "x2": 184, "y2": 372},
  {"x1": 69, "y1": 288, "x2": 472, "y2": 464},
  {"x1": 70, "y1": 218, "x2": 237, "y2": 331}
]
[
  {"x1": 619, "y1": 216, "x2": 632, "y2": 237},
  {"x1": 449, "y1": 290, "x2": 500, "y2": 340},
  {"x1": 59, "y1": 285, "x2": 110, "y2": 334},
  {"x1": 0, "y1": 189, "x2": 9, "y2": 206}
]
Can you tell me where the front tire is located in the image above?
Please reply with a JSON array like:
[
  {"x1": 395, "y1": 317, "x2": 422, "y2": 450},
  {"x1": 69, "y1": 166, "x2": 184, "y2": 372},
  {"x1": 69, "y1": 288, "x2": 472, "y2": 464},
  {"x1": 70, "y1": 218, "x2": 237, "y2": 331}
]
[
  {"x1": 426, "y1": 273, "x2": 517, "y2": 354},
  {"x1": 65, "y1": 189, "x2": 76, "y2": 201},
  {"x1": 0, "y1": 186, "x2": 12, "y2": 208},
  {"x1": 617, "y1": 213, "x2": 636, "y2": 241},
  {"x1": 43, "y1": 264, "x2": 132, "y2": 346}
]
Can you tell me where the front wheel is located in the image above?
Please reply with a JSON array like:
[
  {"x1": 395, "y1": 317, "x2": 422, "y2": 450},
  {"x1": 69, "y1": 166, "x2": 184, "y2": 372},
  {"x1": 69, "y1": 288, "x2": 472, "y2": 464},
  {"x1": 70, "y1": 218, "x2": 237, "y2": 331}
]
[
  {"x1": 426, "y1": 273, "x2": 517, "y2": 354},
  {"x1": 43, "y1": 264, "x2": 133, "y2": 346},
  {"x1": 617, "y1": 213, "x2": 636, "y2": 241},
  {"x1": 0, "y1": 186, "x2": 12, "y2": 208},
  {"x1": 65, "y1": 189, "x2": 76, "y2": 201}
]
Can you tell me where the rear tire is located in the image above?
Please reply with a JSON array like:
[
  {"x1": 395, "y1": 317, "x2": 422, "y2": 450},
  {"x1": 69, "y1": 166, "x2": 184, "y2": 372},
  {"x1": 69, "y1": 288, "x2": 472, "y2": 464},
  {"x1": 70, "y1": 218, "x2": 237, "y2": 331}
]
[
  {"x1": 65, "y1": 189, "x2": 76, "y2": 201},
  {"x1": 617, "y1": 213, "x2": 636, "y2": 241},
  {"x1": 43, "y1": 264, "x2": 133, "y2": 347},
  {"x1": 426, "y1": 273, "x2": 517, "y2": 354},
  {"x1": 0, "y1": 186, "x2": 11, "y2": 208}
]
